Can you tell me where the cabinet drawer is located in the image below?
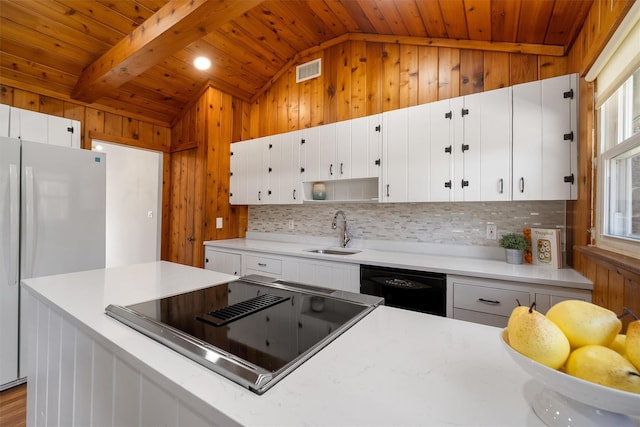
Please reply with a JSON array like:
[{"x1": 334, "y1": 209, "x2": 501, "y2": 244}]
[
  {"x1": 245, "y1": 255, "x2": 282, "y2": 275},
  {"x1": 453, "y1": 308, "x2": 509, "y2": 328},
  {"x1": 453, "y1": 283, "x2": 529, "y2": 317}
]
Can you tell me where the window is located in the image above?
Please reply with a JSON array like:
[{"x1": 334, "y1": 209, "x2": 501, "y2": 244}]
[{"x1": 598, "y1": 67, "x2": 640, "y2": 255}]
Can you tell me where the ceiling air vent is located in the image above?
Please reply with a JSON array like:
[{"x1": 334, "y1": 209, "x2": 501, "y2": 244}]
[{"x1": 296, "y1": 58, "x2": 322, "y2": 83}]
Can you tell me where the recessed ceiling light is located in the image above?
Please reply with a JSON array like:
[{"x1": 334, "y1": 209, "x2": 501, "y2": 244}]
[{"x1": 194, "y1": 56, "x2": 211, "y2": 70}]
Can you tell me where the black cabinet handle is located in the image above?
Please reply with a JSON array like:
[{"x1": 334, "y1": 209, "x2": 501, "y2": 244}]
[
  {"x1": 499, "y1": 178, "x2": 504, "y2": 194},
  {"x1": 293, "y1": 189, "x2": 297, "y2": 200},
  {"x1": 386, "y1": 184, "x2": 390, "y2": 197},
  {"x1": 340, "y1": 162, "x2": 344, "y2": 175},
  {"x1": 330, "y1": 164, "x2": 333, "y2": 176},
  {"x1": 519, "y1": 177, "x2": 525, "y2": 193},
  {"x1": 478, "y1": 298, "x2": 500, "y2": 305}
]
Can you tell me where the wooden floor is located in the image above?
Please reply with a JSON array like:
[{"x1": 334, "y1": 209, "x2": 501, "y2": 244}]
[{"x1": 0, "y1": 384, "x2": 26, "y2": 427}]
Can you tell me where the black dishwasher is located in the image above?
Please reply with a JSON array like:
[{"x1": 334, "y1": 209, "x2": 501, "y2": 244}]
[{"x1": 360, "y1": 264, "x2": 446, "y2": 316}]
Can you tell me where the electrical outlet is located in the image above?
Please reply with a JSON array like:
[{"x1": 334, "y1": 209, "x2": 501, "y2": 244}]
[
  {"x1": 288, "y1": 219, "x2": 295, "y2": 229},
  {"x1": 486, "y1": 224, "x2": 497, "y2": 240},
  {"x1": 216, "y1": 217, "x2": 223, "y2": 229}
]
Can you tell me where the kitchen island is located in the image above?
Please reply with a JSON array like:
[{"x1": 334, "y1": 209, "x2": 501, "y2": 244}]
[{"x1": 23, "y1": 261, "x2": 548, "y2": 426}]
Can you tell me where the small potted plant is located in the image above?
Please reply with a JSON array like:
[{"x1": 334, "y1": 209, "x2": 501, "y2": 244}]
[{"x1": 499, "y1": 233, "x2": 528, "y2": 265}]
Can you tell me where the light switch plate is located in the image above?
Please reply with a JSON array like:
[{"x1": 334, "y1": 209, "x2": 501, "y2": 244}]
[{"x1": 216, "y1": 217, "x2": 223, "y2": 229}]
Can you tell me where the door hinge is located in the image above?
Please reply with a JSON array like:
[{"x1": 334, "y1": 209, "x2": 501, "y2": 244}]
[
  {"x1": 461, "y1": 108, "x2": 469, "y2": 117},
  {"x1": 300, "y1": 167, "x2": 305, "y2": 173},
  {"x1": 461, "y1": 144, "x2": 469, "y2": 152},
  {"x1": 230, "y1": 151, "x2": 234, "y2": 156},
  {"x1": 563, "y1": 131, "x2": 574, "y2": 141},
  {"x1": 563, "y1": 89, "x2": 574, "y2": 99},
  {"x1": 269, "y1": 144, "x2": 273, "y2": 149},
  {"x1": 268, "y1": 167, "x2": 272, "y2": 173},
  {"x1": 461, "y1": 179, "x2": 469, "y2": 188},
  {"x1": 301, "y1": 138, "x2": 305, "y2": 144},
  {"x1": 67, "y1": 126, "x2": 74, "y2": 133},
  {"x1": 375, "y1": 158, "x2": 381, "y2": 166},
  {"x1": 564, "y1": 174, "x2": 575, "y2": 184},
  {"x1": 444, "y1": 180, "x2": 452, "y2": 189},
  {"x1": 375, "y1": 125, "x2": 381, "y2": 132},
  {"x1": 230, "y1": 172, "x2": 233, "y2": 176},
  {"x1": 444, "y1": 145, "x2": 452, "y2": 154},
  {"x1": 445, "y1": 111, "x2": 452, "y2": 119}
]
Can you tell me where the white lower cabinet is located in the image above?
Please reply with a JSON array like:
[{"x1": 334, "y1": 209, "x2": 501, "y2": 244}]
[
  {"x1": 203, "y1": 246, "x2": 360, "y2": 293},
  {"x1": 203, "y1": 248, "x2": 241, "y2": 276},
  {"x1": 281, "y1": 258, "x2": 360, "y2": 293},
  {"x1": 450, "y1": 275, "x2": 591, "y2": 328}
]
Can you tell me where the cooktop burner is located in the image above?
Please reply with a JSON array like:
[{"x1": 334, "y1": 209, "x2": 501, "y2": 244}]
[{"x1": 106, "y1": 275, "x2": 383, "y2": 394}]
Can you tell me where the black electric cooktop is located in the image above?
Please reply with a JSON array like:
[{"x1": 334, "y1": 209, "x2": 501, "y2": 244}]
[{"x1": 106, "y1": 275, "x2": 383, "y2": 394}]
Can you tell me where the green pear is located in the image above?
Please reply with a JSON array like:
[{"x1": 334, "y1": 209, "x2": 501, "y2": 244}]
[
  {"x1": 507, "y1": 305, "x2": 570, "y2": 369},
  {"x1": 546, "y1": 300, "x2": 621, "y2": 348},
  {"x1": 566, "y1": 345, "x2": 640, "y2": 394},
  {"x1": 626, "y1": 320, "x2": 640, "y2": 371}
]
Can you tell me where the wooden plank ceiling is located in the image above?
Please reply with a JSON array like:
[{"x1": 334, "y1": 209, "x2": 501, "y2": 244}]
[{"x1": 0, "y1": 0, "x2": 593, "y2": 126}]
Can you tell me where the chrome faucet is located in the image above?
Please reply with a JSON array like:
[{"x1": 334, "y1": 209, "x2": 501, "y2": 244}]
[{"x1": 332, "y1": 210, "x2": 351, "y2": 248}]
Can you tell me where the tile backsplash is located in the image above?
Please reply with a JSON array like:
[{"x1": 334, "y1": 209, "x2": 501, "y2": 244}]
[{"x1": 248, "y1": 201, "x2": 566, "y2": 247}]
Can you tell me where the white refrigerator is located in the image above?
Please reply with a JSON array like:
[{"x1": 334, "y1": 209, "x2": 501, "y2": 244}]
[{"x1": 0, "y1": 137, "x2": 106, "y2": 390}]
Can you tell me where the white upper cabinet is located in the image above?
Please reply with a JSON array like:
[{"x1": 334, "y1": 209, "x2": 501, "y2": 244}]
[
  {"x1": 429, "y1": 98, "x2": 460, "y2": 202},
  {"x1": 406, "y1": 104, "x2": 430, "y2": 202},
  {"x1": 229, "y1": 141, "x2": 249, "y2": 205},
  {"x1": 350, "y1": 114, "x2": 382, "y2": 179},
  {"x1": 299, "y1": 126, "x2": 321, "y2": 182},
  {"x1": 0, "y1": 104, "x2": 9, "y2": 137},
  {"x1": 245, "y1": 136, "x2": 271, "y2": 204},
  {"x1": 270, "y1": 131, "x2": 301, "y2": 204},
  {"x1": 382, "y1": 107, "x2": 409, "y2": 202},
  {"x1": 513, "y1": 74, "x2": 578, "y2": 200},
  {"x1": 317, "y1": 123, "x2": 336, "y2": 181},
  {"x1": 476, "y1": 87, "x2": 512, "y2": 201},
  {"x1": 9, "y1": 107, "x2": 80, "y2": 148}
]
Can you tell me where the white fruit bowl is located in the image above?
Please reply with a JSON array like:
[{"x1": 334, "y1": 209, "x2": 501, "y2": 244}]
[{"x1": 501, "y1": 329, "x2": 640, "y2": 426}]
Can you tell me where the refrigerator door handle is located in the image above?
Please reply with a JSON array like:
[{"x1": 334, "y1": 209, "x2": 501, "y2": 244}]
[
  {"x1": 24, "y1": 166, "x2": 35, "y2": 278},
  {"x1": 9, "y1": 164, "x2": 19, "y2": 286}
]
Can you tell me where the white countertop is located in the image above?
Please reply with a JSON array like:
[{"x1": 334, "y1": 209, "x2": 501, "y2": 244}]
[
  {"x1": 23, "y1": 261, "x2": 550, "y2": 426},
  {"x1": 204, "y1": 235, "x2": 593, "y2": 290}
]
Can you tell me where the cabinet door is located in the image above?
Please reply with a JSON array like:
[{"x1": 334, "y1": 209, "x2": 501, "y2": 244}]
[
  {"x1": 317, "y1": 123, "x2": 336, "y2": 181},
  {"x1": 204, "y1": 248, "x2": 241, "y2": 276},
  {"x1": 10, "y1": 108, "x2": 48, "y2": 143},
  {"x1": 0, "y1": 104, "x2": 10, "y2": 137},
  {"x1": 245, "y1": 137, "x2": 270, "y2": 204},
  {"x1": 382, "y1": 108, "x2": 408, "y2": 202},
  {"x1": 282, "y1": 258, "x2": 360, "y2": 293},
  {"x1": 335, "y1": 120, "x2": 351, "y2": 179},
  {"x1": 9, "y1": 108, "x2": 79, "y2": 148},
  {"x1": 300, "y1": 126, "x2": 321, "y2": 182},
  {"x1": 429, "y1": 99, "x2": 454, "y2": 201},
  {"x1": 407, "y1": 104, "x2": 430, "y2": 202},
  {"x1": 350, "y1": 114, "x2": 382, "y2": 179},
  {"x1": 271, "y1": 131, "x2": 301, "y2": 204},
  {"x1": 512, "y1": 80, "x2": 542, "y2": 200},
  {"x1": 48, "y1": 116, "x2": 80, "y2": 148},
  {"x1": 453, "y1": 96, "x2": 478, "y2": 201},
  {"x1": 229, "y1": 141, "x2": 249, "y2": 205},
  {"x1": 479, "y1": 87, "x2": 511, "y2": 201},
  {"x1": 541, "y1": 74, "x2": 577, "y2": 200}
]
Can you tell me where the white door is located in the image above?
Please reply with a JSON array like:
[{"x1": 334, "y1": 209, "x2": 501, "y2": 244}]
[
  {"x1": 479, "y1": 87, "x2": 512, "y2": 201},
  {"x1": 0, "y1": 137, "x2": 20, "y2": 388},
  {"x1": 512, "y1": 80, "x2": 542, "y2": 200},
  {"x1": 335, "y1": 120, "x2": 351, "y2": 179},
  {"x1": 382, "y1": 107, "x2": 408, "y2": 202},
  {"x1": 317, "y1": 123, "x2": 336, "y2": 181},
  {"x1": 458, "y1": 95, "x2": 480, "y2": 201},
  {"x1": 9, "y1": 108, "x2": 79, "y2": 148},
  {"x1": 0, "y1": 104, "x2": 10, "y2": 137},
  {"x1": 92, "y1": 141, "x2": 162, "y2": 268},
  {"x1": 230, "y1": 141, "x2": 249, "y2": 205},
  {"x1": 407, "y1": 103, "x2": 430, "y2": 202},
  {"x1": 542, "y1": 74, "x2": 576, "y2": 200},
  {"x1": 430, "y1": 99, "x2": 454, "y2": 201},
  {"x1": 300, "y1": 126, "x2": 320, "y2": 182},
  {"x1": 350, "y1": 114, "x2": 382, "y2": 179}
]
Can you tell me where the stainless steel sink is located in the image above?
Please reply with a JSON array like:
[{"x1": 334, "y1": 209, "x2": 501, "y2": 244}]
[{"x1": 306, "y1": 248, "x2": 361, "y2": 255}]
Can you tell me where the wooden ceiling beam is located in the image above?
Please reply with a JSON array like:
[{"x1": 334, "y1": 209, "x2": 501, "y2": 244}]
[{"x1": 71, "y1": 0, "x2": 262, "y2": 103}]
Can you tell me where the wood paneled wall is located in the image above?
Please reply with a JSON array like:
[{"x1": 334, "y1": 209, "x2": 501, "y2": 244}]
[
  {"x1": 575, "y1": 247, "x2": 640, "y2": 333},
  {"x1": 564, "y1": 0, "x2": 639, "y2": 316},
  {"x1": 240, "y1": 40, "x2": 568, "y2": 140},
  {"x1": 168, "y1": 86, "x2": 248, "y2": 268},
  {"x1": 0, "y1": 85, "x2": 173, "y2": 261}
]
